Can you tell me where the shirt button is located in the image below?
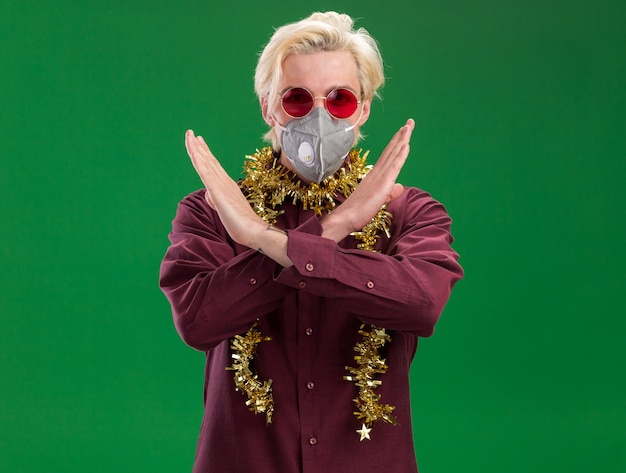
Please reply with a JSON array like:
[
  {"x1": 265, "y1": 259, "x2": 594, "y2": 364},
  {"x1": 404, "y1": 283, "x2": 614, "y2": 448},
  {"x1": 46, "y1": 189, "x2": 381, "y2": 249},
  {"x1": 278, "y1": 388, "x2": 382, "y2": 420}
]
[
  {"x1": 366, "y1": 281, "x2": 375, "y2": 289},
  {"x1": 305, "y1": 327, "x2": 313, "y2": 336},
  {"x1": 305, "y1": 262, "x2": 314, "y2": 272},
  {"x1": 307, "y1": 381, "x2": 315, "y2": 390},
  {"x1": 309, "y1": 436, "x2": 318, "y2": 445},
  {"x1": 249, "y1": 277, "x2": 257, "y2": 285},
  {"x1": 298, "y1": 281, "x2": 307, "y2": 289}
]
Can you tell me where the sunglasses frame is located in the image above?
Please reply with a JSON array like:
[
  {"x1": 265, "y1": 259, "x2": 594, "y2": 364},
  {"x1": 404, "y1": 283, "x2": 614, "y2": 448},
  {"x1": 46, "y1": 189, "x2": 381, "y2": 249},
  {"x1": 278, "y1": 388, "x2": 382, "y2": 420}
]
[{"x1": 280, "y1": 86, "x2": 362, "y2": 120}]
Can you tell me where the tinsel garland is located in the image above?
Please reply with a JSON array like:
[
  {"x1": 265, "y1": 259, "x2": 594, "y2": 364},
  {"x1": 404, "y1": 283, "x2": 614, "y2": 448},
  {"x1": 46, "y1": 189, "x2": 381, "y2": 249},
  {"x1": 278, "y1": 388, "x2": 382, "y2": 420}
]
[
  {"x1": 227, "y1": 147, "x2": 396, "y2": 439},
  {"x1": 239, "y1": 147, "x2": 392, "y2": 251},
  {"x1": 344, "y1": 325, "x2": 399, "y2": 441},
  {"x1": 226, "y1": 321, "x2": 274, "y2": 424}
]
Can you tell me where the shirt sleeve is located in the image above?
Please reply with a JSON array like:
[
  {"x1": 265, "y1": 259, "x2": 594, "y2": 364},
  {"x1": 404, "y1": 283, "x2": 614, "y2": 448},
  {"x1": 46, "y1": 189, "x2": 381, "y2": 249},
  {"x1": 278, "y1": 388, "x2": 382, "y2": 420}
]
[
  {"x1": 274, "y1": 187, "x2": 464, "y2": 336},
  {"x1": 159, "y1": 190, "x2": 295, "y2": 351}
]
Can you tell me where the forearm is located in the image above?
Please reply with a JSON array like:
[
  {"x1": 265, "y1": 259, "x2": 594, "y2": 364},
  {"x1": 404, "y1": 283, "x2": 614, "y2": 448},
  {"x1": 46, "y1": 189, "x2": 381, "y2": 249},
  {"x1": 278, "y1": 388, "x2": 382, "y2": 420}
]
[
  {"x1": 249, "y1": 224, "x2": 293, "y2": 268},
  {"x1": 276, "y1": 189, "x2": 464, "y2": 335},
  {"x1": 159, "y1": 191, "x2": 295, "y2": 350},
  {"x1": 276, "y1": 236, "x2": 461, "y2": 335},
  {"x1": 161, "y1": 246, "x2": 295, "y2": 350}
]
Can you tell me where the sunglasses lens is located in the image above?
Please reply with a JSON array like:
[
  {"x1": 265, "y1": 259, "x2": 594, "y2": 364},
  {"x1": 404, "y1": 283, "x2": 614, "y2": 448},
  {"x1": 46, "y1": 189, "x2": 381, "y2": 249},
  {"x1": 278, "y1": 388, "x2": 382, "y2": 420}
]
[
  {"x1": 281, "y1": 88, "x2": 313, "y2": 118},
  {"x1": 326, "y1": 88, "x2": 359, "y2": 119}
]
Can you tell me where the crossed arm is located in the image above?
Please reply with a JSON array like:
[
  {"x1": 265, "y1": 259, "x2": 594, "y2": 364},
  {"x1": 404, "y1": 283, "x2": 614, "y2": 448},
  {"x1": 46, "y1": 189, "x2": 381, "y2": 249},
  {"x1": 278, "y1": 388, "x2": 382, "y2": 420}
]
[{"x1": 184, "y1": 119, "x2": 415, "y2": 267}]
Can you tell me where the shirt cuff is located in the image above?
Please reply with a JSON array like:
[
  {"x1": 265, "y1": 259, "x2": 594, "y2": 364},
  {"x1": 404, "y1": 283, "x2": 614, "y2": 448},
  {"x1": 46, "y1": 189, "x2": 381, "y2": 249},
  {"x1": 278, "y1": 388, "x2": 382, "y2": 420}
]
[{"x1": 274, "y1": 215, "x2": 337, "y2": 284}]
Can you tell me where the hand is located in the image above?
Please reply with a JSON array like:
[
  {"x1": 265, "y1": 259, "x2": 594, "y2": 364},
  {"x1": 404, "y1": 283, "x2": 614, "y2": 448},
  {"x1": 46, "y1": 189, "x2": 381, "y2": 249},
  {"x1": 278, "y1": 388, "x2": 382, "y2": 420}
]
[
  {"x1": 185, "y1": 130, "x2": 293, "y2": 267},
  {"x1": 321, "y1": 119, "x2": 415, "y2": 242},
  {"x1": 185, "y1": 130, "x2": 266, "y2": 248}
]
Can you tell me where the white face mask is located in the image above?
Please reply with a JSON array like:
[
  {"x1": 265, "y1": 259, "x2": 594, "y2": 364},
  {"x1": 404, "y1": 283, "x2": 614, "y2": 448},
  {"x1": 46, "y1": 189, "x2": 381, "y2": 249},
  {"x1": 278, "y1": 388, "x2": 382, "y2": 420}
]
[{"x1": 276, "y1": 107, "x2": 360, "y2": 183}]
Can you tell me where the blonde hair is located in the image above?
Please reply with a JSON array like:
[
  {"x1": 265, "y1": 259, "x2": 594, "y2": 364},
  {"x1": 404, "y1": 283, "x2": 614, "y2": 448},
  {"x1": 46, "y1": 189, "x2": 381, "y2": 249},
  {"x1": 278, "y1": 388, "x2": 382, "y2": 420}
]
[{"x1": 255, "y1": 12, "x2": 385, "y2": 147}]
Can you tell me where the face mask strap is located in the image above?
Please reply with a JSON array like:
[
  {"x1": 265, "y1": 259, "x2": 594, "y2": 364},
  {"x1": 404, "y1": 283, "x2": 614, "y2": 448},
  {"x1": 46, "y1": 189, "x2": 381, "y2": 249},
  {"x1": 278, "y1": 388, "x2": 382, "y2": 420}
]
[
  {"x1": 343, "y1": 105, "x2": 364, "y2": 132},
  {"x1": 273, "y1": 117, "x2": 288, "y2": 132}
]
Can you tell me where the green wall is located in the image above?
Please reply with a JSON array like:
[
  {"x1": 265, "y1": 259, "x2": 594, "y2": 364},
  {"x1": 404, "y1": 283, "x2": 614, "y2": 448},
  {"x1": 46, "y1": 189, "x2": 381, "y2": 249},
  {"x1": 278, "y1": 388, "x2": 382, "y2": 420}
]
[{"x1": 1, "y1": 1, "x2": 624, "y2": 471}]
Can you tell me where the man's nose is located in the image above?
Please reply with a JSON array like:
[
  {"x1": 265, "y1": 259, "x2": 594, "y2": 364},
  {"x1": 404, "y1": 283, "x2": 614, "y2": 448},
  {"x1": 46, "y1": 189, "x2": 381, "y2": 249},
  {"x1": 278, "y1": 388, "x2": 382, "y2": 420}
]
[{"x1": 311, "y1": 96, "x2": 327, "y2": 110}]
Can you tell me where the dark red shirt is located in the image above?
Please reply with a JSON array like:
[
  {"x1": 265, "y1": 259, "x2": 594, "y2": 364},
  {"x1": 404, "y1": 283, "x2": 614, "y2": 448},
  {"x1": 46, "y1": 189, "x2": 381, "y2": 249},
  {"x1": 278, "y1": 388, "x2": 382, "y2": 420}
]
[{"x1": 160, "y1": 185, "x2": 463, "y2": 473}]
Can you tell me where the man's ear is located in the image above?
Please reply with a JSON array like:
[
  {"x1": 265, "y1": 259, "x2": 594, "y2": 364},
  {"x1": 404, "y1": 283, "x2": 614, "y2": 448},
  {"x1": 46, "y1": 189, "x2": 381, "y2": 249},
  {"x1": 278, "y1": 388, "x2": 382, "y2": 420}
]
[
  {"x1": 358, "y1": 98, "x2": 372, "y2": 126},
  {"x1": 261, "y1": 97, "x2": 275, "y2": 127}
]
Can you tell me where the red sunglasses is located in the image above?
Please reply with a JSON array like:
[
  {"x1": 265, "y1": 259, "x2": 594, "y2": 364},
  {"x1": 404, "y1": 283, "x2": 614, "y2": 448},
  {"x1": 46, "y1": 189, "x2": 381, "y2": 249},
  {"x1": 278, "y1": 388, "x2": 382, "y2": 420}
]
[{"x1": 280, "y1": 87, "x2": 361, "y2": 119}]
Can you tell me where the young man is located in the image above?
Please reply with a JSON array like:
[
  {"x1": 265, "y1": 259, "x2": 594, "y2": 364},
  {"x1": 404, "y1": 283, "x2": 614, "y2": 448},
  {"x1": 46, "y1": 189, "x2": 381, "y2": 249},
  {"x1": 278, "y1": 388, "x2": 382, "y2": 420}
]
[{"x1": 160, "y1": 11, "x2": 463, "y2": 472}]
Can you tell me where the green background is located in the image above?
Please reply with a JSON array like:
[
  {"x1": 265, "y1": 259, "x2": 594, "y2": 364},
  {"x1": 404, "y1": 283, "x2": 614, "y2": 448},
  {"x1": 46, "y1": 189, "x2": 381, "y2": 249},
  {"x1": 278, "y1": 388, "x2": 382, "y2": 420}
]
[{"x1": 1, "y1": 0, "x2": 624, "y2": 471}]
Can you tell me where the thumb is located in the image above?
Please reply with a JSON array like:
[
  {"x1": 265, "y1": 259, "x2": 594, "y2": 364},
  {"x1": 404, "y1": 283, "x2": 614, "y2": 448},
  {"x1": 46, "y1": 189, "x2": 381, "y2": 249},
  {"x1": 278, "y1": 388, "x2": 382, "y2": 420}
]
[
  {"x1": 204, "y1": 190, "x2": 216, "y2": 209},
  {"x1": 387, "y1": 183, "x2": 405, "y2": 203}
]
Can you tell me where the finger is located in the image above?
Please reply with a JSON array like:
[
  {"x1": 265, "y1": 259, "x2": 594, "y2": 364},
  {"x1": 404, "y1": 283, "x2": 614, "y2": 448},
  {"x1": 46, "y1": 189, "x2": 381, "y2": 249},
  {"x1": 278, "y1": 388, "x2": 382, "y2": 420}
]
[
  {"x1": 376, "y1": 132, "x2": 410, "y2": 173},
  {"x1": 379, "y1": 143, "x2": 410, "y2": 181},
  {"x1": 186, "y1": 130, "x2": 207, "y2": 163},
  {"x1": 380, "y1": 120, "x2": 414, "y2": 160},
  {"x1": 369, "y1": 141, "x2": 410, "y2": 186},
  {"x1": 187, "y1": 136, "x2": 209, "y2": 168},
  {"x1": 185, "y1": 129, "x2": 195, "y2": 158},
  {"x1": 395, "y1": 121, "x2": 414, "y2": 148},
  {"x1": 185, "y1": 135, "x2": 211, "y2": 183},
  {"x1": 195, "y1": 136, "x2": 211, "y2": 156},
  {"x1": 388, "y1": 122, "x2": 414, "y2": 159}
]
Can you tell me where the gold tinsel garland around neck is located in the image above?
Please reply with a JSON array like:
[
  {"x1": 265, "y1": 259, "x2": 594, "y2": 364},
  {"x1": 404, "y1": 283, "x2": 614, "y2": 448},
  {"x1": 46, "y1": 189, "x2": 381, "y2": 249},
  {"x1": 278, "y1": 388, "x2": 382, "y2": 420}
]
[
  {"x1": 227, "y1": 147, "x2": 397, "y2": 439},
  {"x1": 239, "y1": 146, "x2": 392, "y2": 251}
]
